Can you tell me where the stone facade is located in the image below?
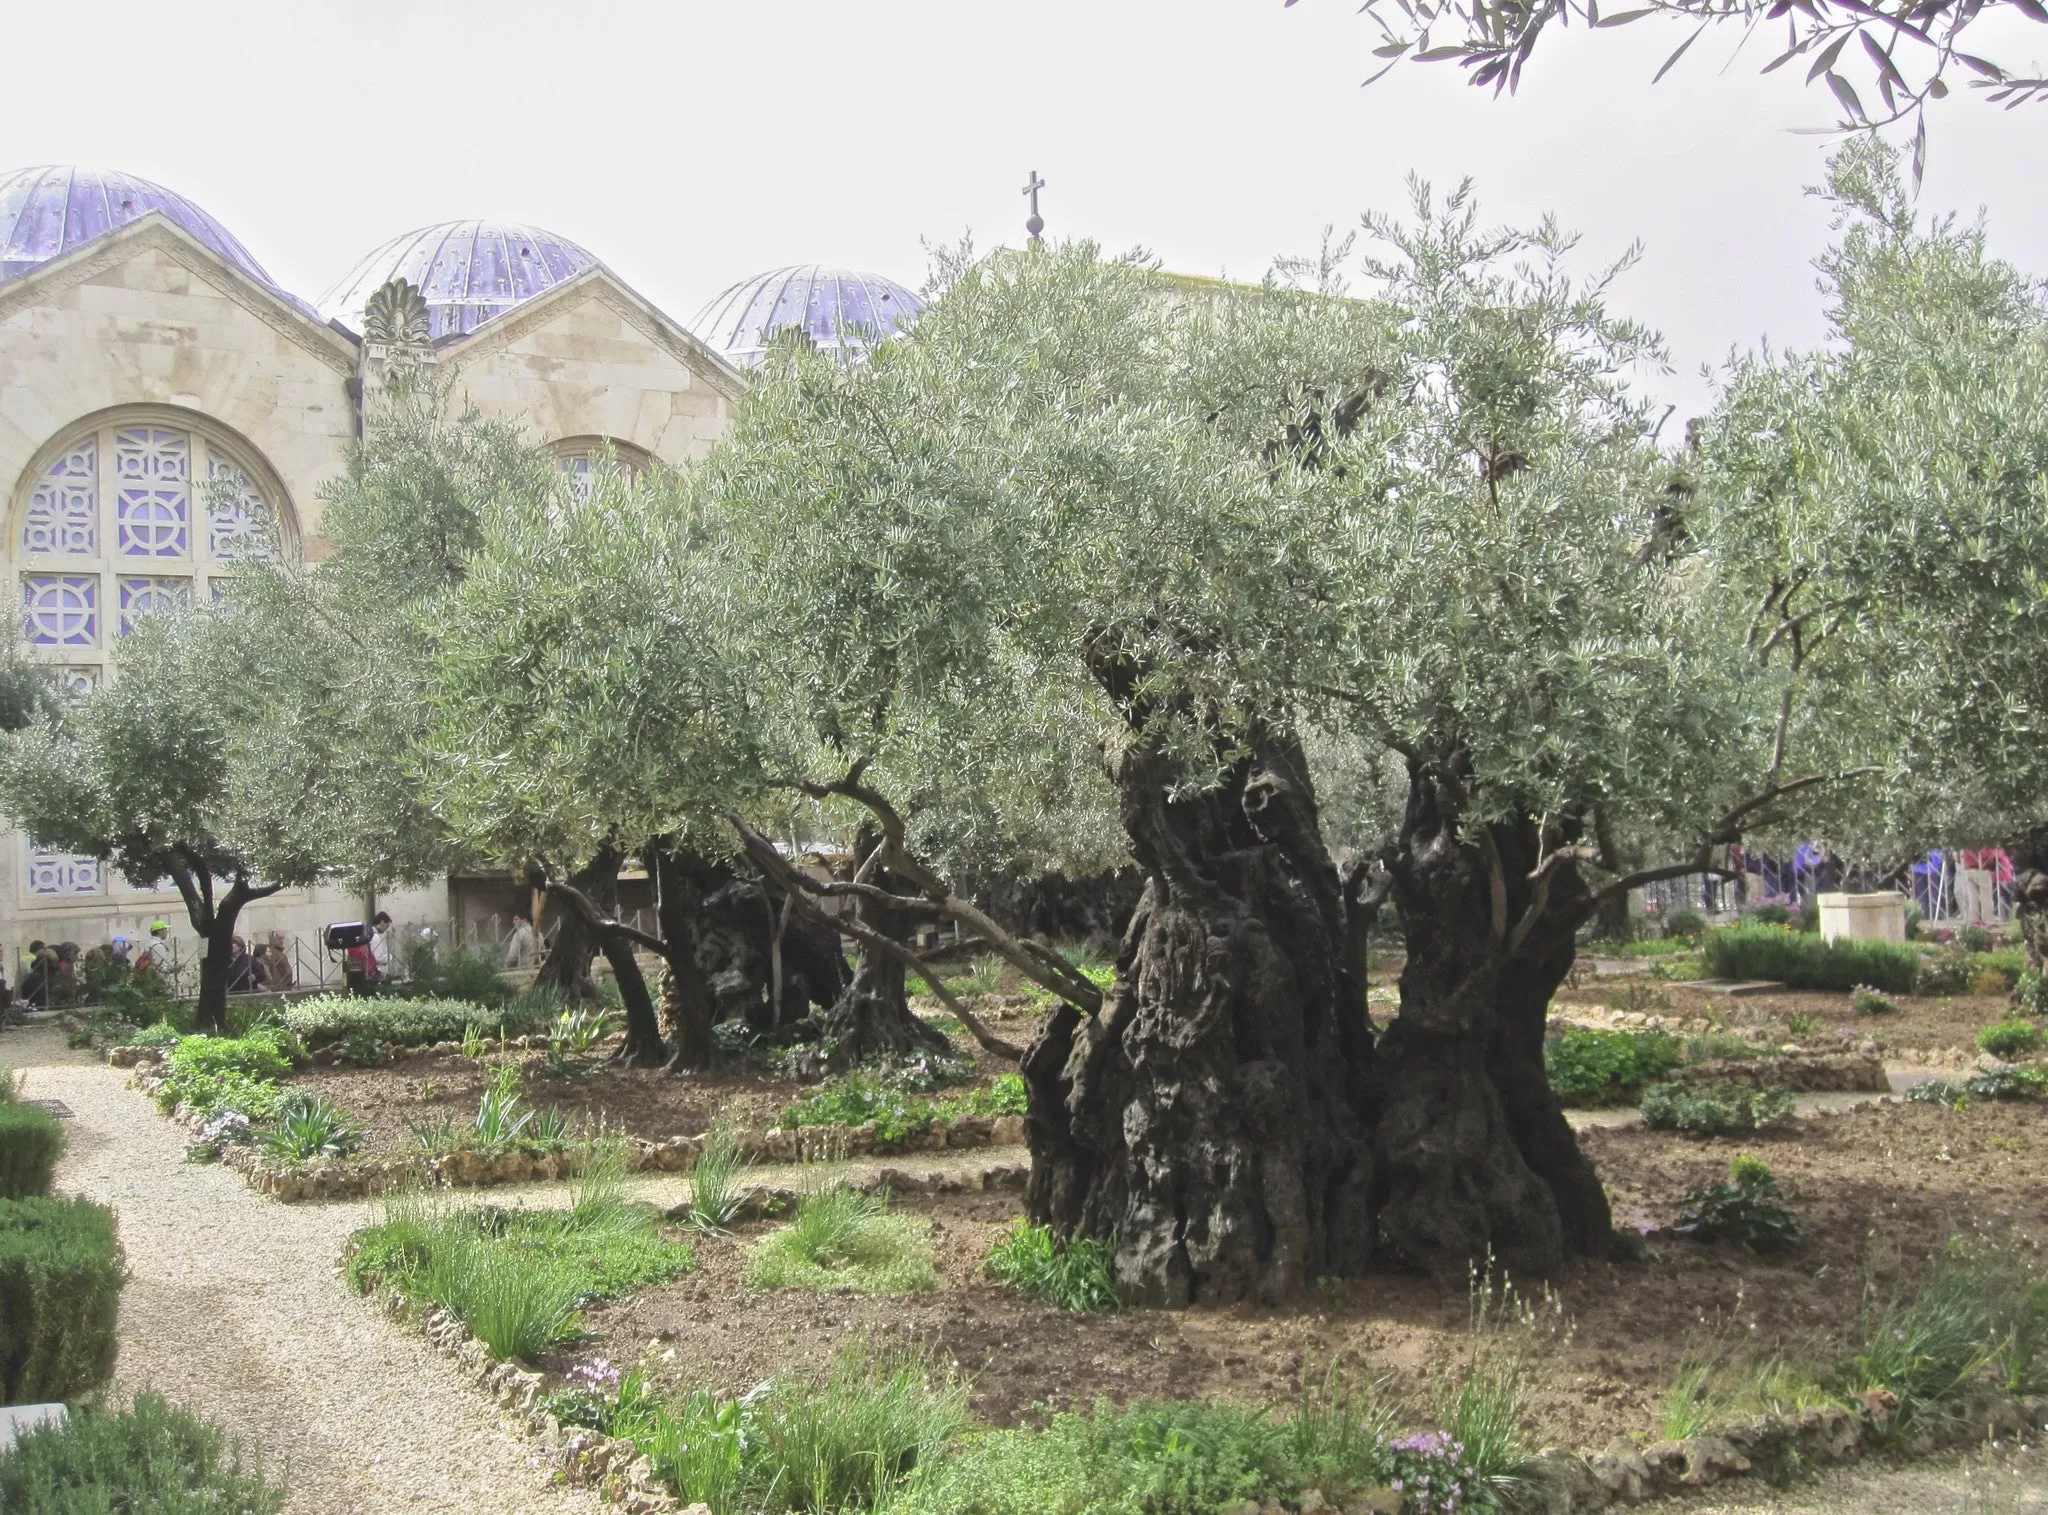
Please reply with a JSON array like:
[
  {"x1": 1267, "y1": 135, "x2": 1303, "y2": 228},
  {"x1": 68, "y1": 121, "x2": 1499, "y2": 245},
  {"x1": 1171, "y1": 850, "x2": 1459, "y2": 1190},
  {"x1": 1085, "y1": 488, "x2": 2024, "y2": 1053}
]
[{"x1": 0, "y1": 212, "x2": 743, "y2": 967}]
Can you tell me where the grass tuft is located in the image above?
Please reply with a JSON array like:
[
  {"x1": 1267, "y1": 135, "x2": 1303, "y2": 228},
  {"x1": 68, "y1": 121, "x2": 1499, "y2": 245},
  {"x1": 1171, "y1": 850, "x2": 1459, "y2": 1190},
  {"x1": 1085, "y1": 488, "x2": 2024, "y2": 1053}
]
[
  {"x1": 984, "y1": 1221, "x2": 1120, "y2": 1312},
  {"x1": 747, "y1": 1186, "x2": 939, "y2": 1294}
]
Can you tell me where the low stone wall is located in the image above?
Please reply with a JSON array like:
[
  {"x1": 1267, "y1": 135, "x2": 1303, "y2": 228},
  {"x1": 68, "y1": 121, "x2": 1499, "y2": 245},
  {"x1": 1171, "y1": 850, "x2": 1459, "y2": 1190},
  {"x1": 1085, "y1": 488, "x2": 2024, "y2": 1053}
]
[
  {"x1": 1668, "y1": 1052, "x2": 1889, "y2": 1093},
  {"x1": 114, "y1": 1046, "x2": 1027, "y2": 1204},
  {"x1": 1523, "y1": 1386, "x2": 2044, "y2": 1511}
]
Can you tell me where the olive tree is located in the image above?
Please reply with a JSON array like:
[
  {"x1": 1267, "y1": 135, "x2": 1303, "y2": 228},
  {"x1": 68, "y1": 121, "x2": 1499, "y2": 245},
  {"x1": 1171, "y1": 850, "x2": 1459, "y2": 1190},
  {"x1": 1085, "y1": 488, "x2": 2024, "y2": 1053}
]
[
  {"x1": 0, "y1": 612, "x2": 304, "y2": 1032},
  {"x1": 1699, "y1": 141, "x2": 2048, "y2": 959}
]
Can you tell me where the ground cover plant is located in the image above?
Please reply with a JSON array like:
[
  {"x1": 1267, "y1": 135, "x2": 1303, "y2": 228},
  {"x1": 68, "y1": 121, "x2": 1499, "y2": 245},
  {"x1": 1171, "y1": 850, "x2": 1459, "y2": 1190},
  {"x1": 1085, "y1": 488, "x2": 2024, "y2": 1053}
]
[
  {"x1": 1852, "y1": 985, "x2": 1897, "y2": 1017},
  {"x1": 747, "y1": 1186, "x2": 940, "y2": 1294},
  {"x1": 346, "y1": 1144, "x2": 695, "y2": 1360},
  {"x1": 260, "y1": 1090, "x2": 361, "y2": 1162},
  {"x1": 0, "y1": 1194, "x2": 123, "y2": 1403},
  {"x1": 550, "y1": 1340, "x2": 968, "y2": 1515},
  {"x1": 0, "y1": 1392, "x2": 284, "y2": 1515},
  {"x1": 1672, "y1": 1155, "x2": 1800, "y2": 1253},
  {"x1": 405, "y1": 1064, "x2": 572, "y2": 1155},
  {"x1": 984, "y1": 1221, "x2": 1121, "y2": 1312},
  {"x1": 778, "y1": 1069, "x2": 1024, "y2": 1148},
  {"x1": 152, "y1": 1026, "x2": 295, "y2": 1120},
  {"x1": 1702, "y1": 926, "x2": 1921, "y2": 994},
  {"x1": 1640, "y1": 1081, "x2": 1796, "y2": 1136},
  {"x1": 1543, "y1": 1029, "x2": 1683, "y2": 1107}
]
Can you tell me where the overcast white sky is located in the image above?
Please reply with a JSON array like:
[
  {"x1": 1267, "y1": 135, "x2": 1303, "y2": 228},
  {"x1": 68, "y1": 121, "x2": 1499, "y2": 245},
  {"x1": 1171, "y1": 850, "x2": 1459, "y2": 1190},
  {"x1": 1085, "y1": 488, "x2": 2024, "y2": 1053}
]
[{"x1": 6, "y1": 1, "x2": 2042, "y2": 418}]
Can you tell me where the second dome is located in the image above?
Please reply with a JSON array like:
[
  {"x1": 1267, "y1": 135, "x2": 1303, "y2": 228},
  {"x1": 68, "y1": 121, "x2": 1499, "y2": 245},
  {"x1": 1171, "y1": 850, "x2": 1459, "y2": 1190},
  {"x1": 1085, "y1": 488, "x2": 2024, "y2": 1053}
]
[
  {"x1": 690, "y1": 265, "x2": 921, "y2": 367},
  {"x1": 320, "y1": 219, "x2": 599, "y2": 340}
]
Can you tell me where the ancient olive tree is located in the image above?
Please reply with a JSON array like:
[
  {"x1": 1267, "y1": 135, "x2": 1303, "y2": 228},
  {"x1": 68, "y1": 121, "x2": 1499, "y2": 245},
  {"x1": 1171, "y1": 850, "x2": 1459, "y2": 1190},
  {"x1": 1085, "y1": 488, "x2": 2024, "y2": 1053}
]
[
  {"x1": 417, "y1": 454, "x2": 767, "y2": 1071},
  {"x1": 1699, "y1": 141, "x2": 2048, "y2": 960},
  {"x1": 0, "y1": 613, "x2": 306, "y2": 1032}
]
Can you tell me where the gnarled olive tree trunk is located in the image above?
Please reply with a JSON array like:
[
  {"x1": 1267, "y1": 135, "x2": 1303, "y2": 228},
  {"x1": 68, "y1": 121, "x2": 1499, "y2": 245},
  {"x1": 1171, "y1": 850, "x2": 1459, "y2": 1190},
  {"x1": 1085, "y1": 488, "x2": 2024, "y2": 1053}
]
[
  {"x1": 648, "y1": 842, "x2": 718, "y2": 1073},
  {"x1": 2012, "y1": 823, "x2": 2048, "y2": 973},
  {"x1": 814, "y1": 832, "x2": 952, "y2": 1068},
  {"x1": 1371, "y1": 771, "x2": 1612, "y2": 1281},
  {"x1": 1024, "y1": 737, "x2": 1375, "y2": 1307}
]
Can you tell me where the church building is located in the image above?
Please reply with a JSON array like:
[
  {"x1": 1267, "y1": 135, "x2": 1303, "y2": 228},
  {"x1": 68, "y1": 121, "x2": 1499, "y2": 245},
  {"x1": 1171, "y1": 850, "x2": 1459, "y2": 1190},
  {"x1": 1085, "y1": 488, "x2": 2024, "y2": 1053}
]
[{"x1": 0, "y1": 164, "x2": 922, "y2": 969}]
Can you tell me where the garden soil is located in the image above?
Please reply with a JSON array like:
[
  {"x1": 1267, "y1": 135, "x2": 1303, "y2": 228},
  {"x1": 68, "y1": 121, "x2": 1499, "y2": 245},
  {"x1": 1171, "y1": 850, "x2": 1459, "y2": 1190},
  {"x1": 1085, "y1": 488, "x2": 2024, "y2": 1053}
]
[{"x1": 568, "y1": 1095, "x2": 2048, "y2": 1457}]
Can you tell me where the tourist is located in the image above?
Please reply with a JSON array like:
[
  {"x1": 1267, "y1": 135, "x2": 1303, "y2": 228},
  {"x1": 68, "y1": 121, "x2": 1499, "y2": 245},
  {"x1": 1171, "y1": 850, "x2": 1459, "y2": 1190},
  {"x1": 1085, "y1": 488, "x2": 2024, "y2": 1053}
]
[
  {"x1": 138, "y1": 920, "x2": 176, "y2": 981},
  {"x1": 17, "y1": 942, "x2": 50, "y2": 1009},
  {"x1": 503, "y1": 911, "x2": 537, "y2": 970},
  {"x1": 370, "y1": 911, "x2": 399, "y2": 981},
  {"x1": 255, "y1": 931, "x2": 295, "y2": 990},
  {"x1": 109, "y1": 935, "x2": 133, "y2": 970},
  {"x1": 223, "y1": 936, "x2": 258, "y2": 994}
]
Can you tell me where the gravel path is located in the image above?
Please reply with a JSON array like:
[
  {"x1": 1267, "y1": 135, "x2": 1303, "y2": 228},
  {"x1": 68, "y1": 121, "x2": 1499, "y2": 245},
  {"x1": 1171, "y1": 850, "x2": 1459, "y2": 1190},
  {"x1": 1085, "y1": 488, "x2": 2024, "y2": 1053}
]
[{"x1": 8, "y1": 1023, "x2": 605, "y2": 1515}]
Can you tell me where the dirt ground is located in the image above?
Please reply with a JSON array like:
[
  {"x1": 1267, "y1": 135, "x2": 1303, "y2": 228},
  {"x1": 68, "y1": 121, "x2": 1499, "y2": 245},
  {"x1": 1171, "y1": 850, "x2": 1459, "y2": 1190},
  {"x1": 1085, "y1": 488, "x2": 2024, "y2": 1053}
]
[
  {"x1": 553, "y1": 1094, "x2": 2048, "y2": 1456},
  {"x1": 280, "y1": 1011, "x2": 1027, "y2": 1159},
  {"x1": 1559, "y1": 977, "x2": 2021, "y2": 1061}
]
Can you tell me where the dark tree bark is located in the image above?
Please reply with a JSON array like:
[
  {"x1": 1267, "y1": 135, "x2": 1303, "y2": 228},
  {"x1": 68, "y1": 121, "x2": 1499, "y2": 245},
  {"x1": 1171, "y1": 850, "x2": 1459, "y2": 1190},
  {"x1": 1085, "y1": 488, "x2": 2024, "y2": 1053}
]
[
  {"x1": 540, "y1": 844, "x2": 666, "y2": 1068},
  {"x1": 695, "y1": 875, "x2": 846, "y2": 1030},
  {"x1": 648, "y1": 841, "x2": 719, "y2": 1073},
  {"x1": 1370, "y1": 769, "x2": 1567, "y2": 1282},
  {"x1": 814, "y1": 832, "x2": 953, "y2": 1068},
  {"x1": 176, "y1": 867, "x2": 283, "y2": 1035},
  {"x1": 2012, "y1": 823, "x2": 2048, "y2": 972},
  {"x1": 534, "y1": 848, "x2": 618, "y2": 1005},
  {"x1": 1486, "y1": 826, "x2": 1613, "y2": 1258},
  {"x1": 1025, "y1": 736, "x2": 1375, "y2": 1307}
]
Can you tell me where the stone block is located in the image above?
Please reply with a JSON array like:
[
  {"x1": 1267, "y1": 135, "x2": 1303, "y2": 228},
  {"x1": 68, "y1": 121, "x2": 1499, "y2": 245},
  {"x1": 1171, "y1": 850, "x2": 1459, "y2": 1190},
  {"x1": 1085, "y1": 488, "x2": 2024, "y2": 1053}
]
[{"x1": 990, "y1": 1115, "x2": 1027, "y2": 1147}]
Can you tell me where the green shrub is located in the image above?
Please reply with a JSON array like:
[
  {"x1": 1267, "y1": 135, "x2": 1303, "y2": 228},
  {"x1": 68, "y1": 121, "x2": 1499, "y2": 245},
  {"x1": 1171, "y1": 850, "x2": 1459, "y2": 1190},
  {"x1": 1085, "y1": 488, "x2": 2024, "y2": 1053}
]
[
  {"x1": 1959, "y1": 924, "x2": 1995, "y2": 954},
  {"x1": 0, "y1": 1104, "x2": 65, "y2": 1199},
  {"x1": 1851, "y1": 985, "x2": 1897, "y2": 1016},
  {"x1": 402, "y1": 942, "x2": 513, "y2": 1009},
  {"x1": 1641, "y1": 1081, "x2": 1797, "y2": 1136},
  {"x1": 166, "y1": 1028, "x2": 294, "y2": 1081},
  {"x1": 0, "y1": 1196, "x2": 123, "y2": 1403},
  {"x1": 1674, "y1": 1155, "x2": 1800, "y2": 1253},
  {"x1": 120, "y1": 1020, "x2": 183, "y2": 1049},
  {"x1": 1702, "y1": 926, "x2": 1919, "y2": 993},
  {"x1": 747, "y1": 1187, "x2": 939, "y2": 1294},
  {"x1": 1917, "y1": 947, "x2": 1976, "y2": 997},
  {"x1": 157, "y1": 1070, "x2": 283, "y2": 1122},
  {"x1": 1663, "y1": 910, "x2": 1707, "y2": 940},
  {"x1": 1746, "y1": 904, "x2": 1792, "y2": 927},
  {"x1": 985, "y1": 1221, "x2": 1120, "y2": 1311},
  {"x1": 1543, "y1": 1029, "x2": 1682, "y2": 1107},
  {"x1": 1977, "y1": 1019, "x2": 2045, "y2": 1059},
  {"x1": 2015, "y1": 968, "x2": 2048, "y2": 1017},
  {"x1": 0, "y1": 1392, "x2": 284, "y2": 1514},
  {"x1": 281, "y1": 993, "x2": 551, "y2": 1049}
]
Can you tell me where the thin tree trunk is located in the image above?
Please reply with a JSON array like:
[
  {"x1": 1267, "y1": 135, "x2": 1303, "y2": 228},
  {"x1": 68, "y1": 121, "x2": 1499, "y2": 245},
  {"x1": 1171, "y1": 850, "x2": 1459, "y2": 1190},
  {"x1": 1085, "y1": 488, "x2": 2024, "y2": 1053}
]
[
  {"x1": 189, "y1": 874, "x2": 280, "y2": 1035},
  {"x1": 534, "y1": 848, "x2": 618, "y2": 1005},
  {"x1": 1025, "y1": 735, "x2": 1374, "y2": 1307},
  {"x1": 594, "y1": 929, "x2": 666, "y2": 1067}
]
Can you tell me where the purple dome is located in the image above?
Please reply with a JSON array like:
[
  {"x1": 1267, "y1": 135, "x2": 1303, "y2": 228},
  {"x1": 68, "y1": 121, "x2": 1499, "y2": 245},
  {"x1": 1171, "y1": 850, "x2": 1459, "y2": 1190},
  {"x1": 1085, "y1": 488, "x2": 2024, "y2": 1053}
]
[
  {"x1": 0, "y1": 165, "x2": 282, "y2": 289},
  {"x1": 689, "y1": 265, "x2": 922, "y2": 367},
  {"x1": 320, "y1": 220, "x2": 600, "y2": 340}
]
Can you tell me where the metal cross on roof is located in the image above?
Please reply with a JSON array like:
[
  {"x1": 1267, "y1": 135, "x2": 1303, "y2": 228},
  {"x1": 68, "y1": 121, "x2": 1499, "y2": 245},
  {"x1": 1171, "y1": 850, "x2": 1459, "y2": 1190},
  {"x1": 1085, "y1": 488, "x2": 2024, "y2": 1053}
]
[{"x1": 1022, "y1": 170, "x2": 1047, "y2": 247}]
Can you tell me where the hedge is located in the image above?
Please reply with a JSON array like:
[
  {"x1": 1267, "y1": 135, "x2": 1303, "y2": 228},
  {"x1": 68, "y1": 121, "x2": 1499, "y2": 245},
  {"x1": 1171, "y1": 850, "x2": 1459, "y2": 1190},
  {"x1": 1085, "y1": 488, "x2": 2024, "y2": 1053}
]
[
  {"x1": 0, "y1": 1104, "x2": 65, "y2": 1199},
  {"x1": 279, "y1": 993, "x2": 555, "y2": 1049},
  {"x1": 0, "y1": 1196, "x2": 123, "y2": 1403},
  {"x1": 1702, "y1": 924, "x2": 1921, "y2": 993},
  {"x1": 0, "y1": 1392, "x2": 284, "y2": 1514}
]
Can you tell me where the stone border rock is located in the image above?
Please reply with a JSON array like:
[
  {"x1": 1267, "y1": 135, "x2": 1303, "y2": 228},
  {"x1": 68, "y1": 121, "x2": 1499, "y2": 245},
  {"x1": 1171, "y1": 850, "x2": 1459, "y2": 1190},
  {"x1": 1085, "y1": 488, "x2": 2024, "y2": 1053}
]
[
  {"x1": 1667, "y1": 1052, "x2": 1888, "y2": 1093},
  {"x1": 1522, "y1": 1388, "x2": 2045, "y2": 1512},
  {"x1": 112, "y1": 1045, "x2": 1026, "y2": 1204},
  {"x1": 386, "y1": 1294, "x2": 687, "y2": 1515}
]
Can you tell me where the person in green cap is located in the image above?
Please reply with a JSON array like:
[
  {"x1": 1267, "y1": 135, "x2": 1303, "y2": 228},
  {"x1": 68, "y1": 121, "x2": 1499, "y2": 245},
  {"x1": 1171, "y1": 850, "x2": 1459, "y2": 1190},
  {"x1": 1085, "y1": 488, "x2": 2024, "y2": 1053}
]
[{"x1": 138, "y1": 919, "x2": 176, "y2": 982}]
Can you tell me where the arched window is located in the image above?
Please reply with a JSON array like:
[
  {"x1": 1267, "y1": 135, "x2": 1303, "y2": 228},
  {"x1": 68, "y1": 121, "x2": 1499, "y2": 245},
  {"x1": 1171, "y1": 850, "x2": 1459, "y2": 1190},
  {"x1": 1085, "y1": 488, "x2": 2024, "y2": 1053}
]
[
  {"x1": 550, "y1": 436, "x2": 651, "y2": 500},
  {"x1": 12, "y1": 409, "x2": 296, "y2": 687}
]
